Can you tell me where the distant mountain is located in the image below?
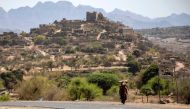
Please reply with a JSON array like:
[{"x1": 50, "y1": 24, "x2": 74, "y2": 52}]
[
  {"x1": 155, "y1": 13, "x2": 190, "y2": 26},
  {"x1": 106, "y1": 9, "x2": 172, "y2": 29},
  {"x1": 0, "y1": 1, "x2": 190, "y2": 32}
]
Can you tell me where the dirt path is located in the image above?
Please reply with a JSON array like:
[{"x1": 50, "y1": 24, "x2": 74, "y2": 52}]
[
  {"x1": 52, "y1": 66, "x2": 128, "y2": 71},
  {"x1": 97, "y1": 30, "x2": 106, "y2": 40},
  {"x1": 24, "y1": 37, "x2": 47, "y2": 56}
]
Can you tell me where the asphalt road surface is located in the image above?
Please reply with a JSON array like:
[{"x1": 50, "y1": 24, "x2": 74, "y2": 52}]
[{"x1": 0, "y1": 101, "x2": 189, "y2": 109}]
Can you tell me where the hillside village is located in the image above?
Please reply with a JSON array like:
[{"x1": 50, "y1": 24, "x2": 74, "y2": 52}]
[
  {"x1": 0, "y1": 12, "x2": 190, "y2": 104},
  {"x1": 0, "y1": 12, "x2": 139, "y2": 73}
]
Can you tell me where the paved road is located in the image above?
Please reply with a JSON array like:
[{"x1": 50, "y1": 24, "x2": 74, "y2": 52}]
[{"x1": 0, "y1": 101, "x2": 189, "y2": 109}]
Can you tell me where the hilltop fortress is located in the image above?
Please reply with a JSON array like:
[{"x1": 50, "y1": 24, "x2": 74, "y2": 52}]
[{"x1": 29, "y1": 11, "x2": 135, "y2": 41}]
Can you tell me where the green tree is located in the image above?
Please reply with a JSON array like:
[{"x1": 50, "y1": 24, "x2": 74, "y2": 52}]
[
  {"x1": 0, "y1": 69, "x2": 24, "y2": 90},
  {"x1": 147, "y1": 76, "x2": 169, "y2": 95},
  {"x1": 87, "y1": 71, "x2": 119, "y2": 95},
  {"x1": 11, "y1": 69, "x2": 24, "y2": 81},
  {"x1": 141, "y1": 64, "x2": 159, "y2": 86},
  {"x1": 140, "y1": 85, "x2": 153, "y2": 103},
  {"x1": 133, "y1": 49, "x2": 141, "y2": 57},
  {"x1": 47, "y1": 61, "x2": 54, "y2": 71},
  {"x1": 127, "y1": 60, "x2": 141, "y2": 75}
]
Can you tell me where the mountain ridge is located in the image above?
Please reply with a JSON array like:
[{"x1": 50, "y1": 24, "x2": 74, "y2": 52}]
[{"x1": 0, "y1": 1, "x2": 190, "y2": 32}]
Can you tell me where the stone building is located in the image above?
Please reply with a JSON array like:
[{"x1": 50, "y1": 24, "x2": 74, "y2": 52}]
[
  {"x1": 86, "y1": 12, "x2": 105, "y2": 22},
  {"x1": 120, "y1": 27, "x2": 134, "y2": 36}
]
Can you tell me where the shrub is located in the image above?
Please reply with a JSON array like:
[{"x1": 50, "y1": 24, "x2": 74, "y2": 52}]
[
  {"x1": 132, "y1": 49, "x2": 141, "y2": 57},
  {"x1": 67, "y1": 77, "x2": 86, "y2": 100},
  {"x1": 0, "y1": 94, "x2": 10, "y2": 101},
  {"x1": 127, "y1": 54, "x2": 135, "y2": 62},
  {"x1": 65, "y1": 47, "x2": 75, "y2": 54},
  {"x1": 55, "y1": 76, "x2": 71, "y2": 88},
  {"x1": 17, "y1": 76, "x2": 64, "y2": 100},
  {"x1": 34, "y1": 35, "x2": 46, "y2": 45},
  {"x1": 43, "y1": 85, "x2": 65, "y2": 101},
  {"x1": 81, "y1": 83, "x2": 102, "y2": 101},
  {"x1": 67, "y1": 77, "x2": 102, "y2": 101},
  {"x1": 46, "y1": 61, "x2": 54, "y2": 71},
  {"x1": 58, "y1": 38, "x2": 67, "y2": 45},
  {"x1": 107, "y1": 86, "x2": 119, "y2": 96},
  {"x1": 87, "y1": 71, "x2": 119, "y2": 95},
  {"x1": 147, "y1": 76, "x2": 169, "y2": 95}
]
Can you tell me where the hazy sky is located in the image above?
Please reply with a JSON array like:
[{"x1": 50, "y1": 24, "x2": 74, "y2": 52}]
[{"x1": 0, "y1": 0, "x2": 190, "y2": 18}]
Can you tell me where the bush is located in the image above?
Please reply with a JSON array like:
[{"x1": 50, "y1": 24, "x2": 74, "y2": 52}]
[
  {"x1": 0, "y1": 94, "x2": 10, "y2": 101},
  {"x1": 81, "y1": 83, "x2": 102, "y2": 101},
  {"x1": 58, "y1": 38, "x2": 67, "y2": 45},
  {"x1": 127, "y1": 54, "x2": 135, "y2": 62},
  {"x1": 55, "y1": 76, "x2": 71, "y2": 88},
  {"x1": 133, "y1": 49, "x2": 141, "y2": 57},
  {"x1": 65, "y1": 47, "x2": 76, "y2": 54},
  {"x1": 0, "y1": 69, "x2": 24, "y2": 90},
  {"x1": 67, "y1": 77, "x2": 102, "y2": 101},
  {"x1": 87, "y1": 71, "x2": 119, "y2": 95},
  {"x1": 107, "y1": 86, "x2": 119, "y2": 96},
  {"x1": 147, "y1": 76, "x2": 169, "y2": 95},
  {"x1": 67, "y1": 77, "x2": 86, "y2": 100},
  {"x1": 17, "y1": 76, "x2": 64, "y2": 100},
  {"x1": 43, "y1": 85, "x2": 65, "y2": 101},
  {"x1": 34, "y1": 35, "x2": 46, "y2": 45},
  {"x1": 46, "y1": 61, "x2": 54, "y2": 71}
]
